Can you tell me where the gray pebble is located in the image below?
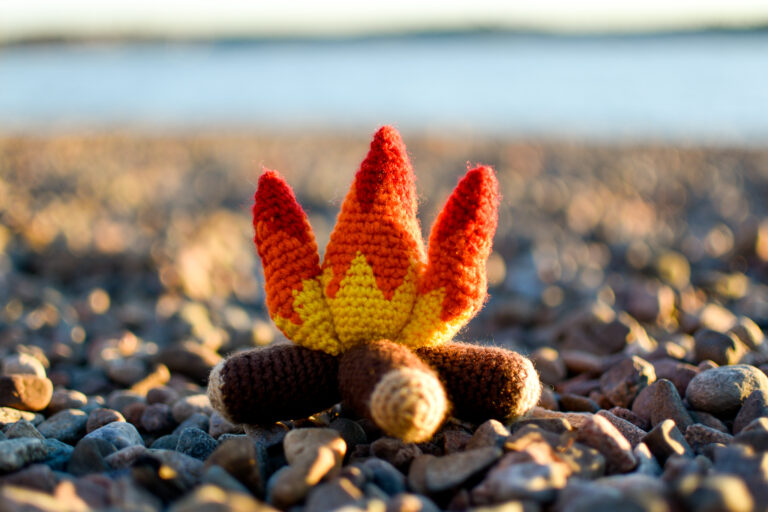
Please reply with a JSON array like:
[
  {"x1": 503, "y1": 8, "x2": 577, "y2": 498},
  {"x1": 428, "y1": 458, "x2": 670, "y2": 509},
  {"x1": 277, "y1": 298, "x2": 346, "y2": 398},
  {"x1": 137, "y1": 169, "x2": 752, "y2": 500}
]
[
  {"x1": 172, "y1": 411, "x2": 209, "y2": 436},
  {"x1": 83, "y1": 421, "x2": 144, "y2": 449},
  {"x1": 733, "y1": 389, "x2": 768, "y2": 434},
  {"x1": 329, "y1": 417, "x2": 367, "y2": 451},
  {"x1": 693, "y1": 329, "x2": 746, "y2": 366},
  {"x1": 46, "y1": 389, "x2": 88, "y2": 415},
  {"x1": 679, "y1": 474, "x2": 753, "y2": 512},
  {"x1": 176, "y1": 427, "x2": 217, "y2": 460},
  {"x1": 171, "y1": 394, "x2": 212, "y2": 423},
  {"x1": 67, "y1": 437, "x2": 116, "y2": 475},
  {"x1": 41, "y1": 438, "x2": 73, "y2": 471},
  {"x1": 4, "y1": 419, "x2": 44, "y2": 440},
  {"x1": 686, "y1": 364, "x2": 768, "y2": 416},
  {"x1": 0, "y1": 437, "x2": 47, "y2": 472},
  {"x1": 151, "y1": 434, "x2": 180, "y2": 450},
  {"x1": 361, "y1": 458, "x2": 406, "y2": 496},
  {"x1": 140, "y1": 402, "x2": 176, "y2": 433},
  {"x1": 685, "y1": 424, "x2": 734, "y2": 452},
  {"x1": 642, "y1": 419, "x2": 693, "y2": 465},
  {"x1": 37, "y1": 408, "x2": 88, "y2": 444}
]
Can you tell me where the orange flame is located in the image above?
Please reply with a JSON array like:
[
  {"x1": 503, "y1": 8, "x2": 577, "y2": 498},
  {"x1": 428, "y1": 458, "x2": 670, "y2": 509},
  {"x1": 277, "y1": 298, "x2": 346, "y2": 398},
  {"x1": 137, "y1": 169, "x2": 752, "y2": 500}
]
[{"x1": 322, "y1": 126, "x2": 425, "y2": 300}]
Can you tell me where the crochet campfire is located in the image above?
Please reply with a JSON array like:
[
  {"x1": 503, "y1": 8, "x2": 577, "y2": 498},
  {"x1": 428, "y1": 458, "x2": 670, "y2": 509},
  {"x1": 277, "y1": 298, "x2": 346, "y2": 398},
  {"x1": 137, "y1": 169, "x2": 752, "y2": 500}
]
[{"x1": 207, "y1": 126, "x2": 541, "y2": 442}]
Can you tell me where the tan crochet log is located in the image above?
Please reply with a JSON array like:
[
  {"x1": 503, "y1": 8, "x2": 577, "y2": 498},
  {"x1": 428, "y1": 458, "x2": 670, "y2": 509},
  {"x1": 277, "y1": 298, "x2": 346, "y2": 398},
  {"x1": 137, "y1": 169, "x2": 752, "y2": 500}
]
[
  {"x1": 339, "y1": 339, "x2": 447, "y2": 443},
  {"x1": 416, "y1": 342, "x2": 541, "y2": 422}
]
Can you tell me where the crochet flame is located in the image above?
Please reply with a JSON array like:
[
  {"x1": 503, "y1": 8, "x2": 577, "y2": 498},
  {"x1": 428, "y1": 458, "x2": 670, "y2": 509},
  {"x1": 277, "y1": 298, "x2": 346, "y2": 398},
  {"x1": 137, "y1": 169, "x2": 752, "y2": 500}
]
[{"x1": 253, "y1": 126, "x2": 499, "y2": 356}]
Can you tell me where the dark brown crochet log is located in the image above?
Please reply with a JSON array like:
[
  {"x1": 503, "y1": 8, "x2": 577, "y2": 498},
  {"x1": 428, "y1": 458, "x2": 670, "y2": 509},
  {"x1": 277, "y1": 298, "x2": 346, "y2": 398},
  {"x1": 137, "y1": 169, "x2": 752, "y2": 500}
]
[
  {"x1": 339, "y1": 339, "x2": 448, "y2": 442},
  {"x1": 416, "y1": 342, "x2": 541, "y2": 423},
  {"x1": 207, "y1": 344, "x2": 340, "y2": 425}
]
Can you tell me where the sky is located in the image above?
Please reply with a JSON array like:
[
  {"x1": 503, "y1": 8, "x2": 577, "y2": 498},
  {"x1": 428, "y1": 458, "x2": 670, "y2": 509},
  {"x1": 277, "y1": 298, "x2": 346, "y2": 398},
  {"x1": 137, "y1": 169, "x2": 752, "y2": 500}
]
[{"x1": 2, "y1": 0, "x2": 768, "y2": 42}]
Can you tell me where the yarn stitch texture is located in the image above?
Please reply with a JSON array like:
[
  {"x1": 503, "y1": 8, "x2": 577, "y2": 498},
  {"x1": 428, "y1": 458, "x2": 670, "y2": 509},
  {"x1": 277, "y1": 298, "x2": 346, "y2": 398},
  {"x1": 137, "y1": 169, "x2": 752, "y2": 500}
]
[
  {"x1": 209, "y1": 126, "x2": 541, "y2": 442},
  {"x1": 254, "y1": 125, "x2": 497, "y2": 353}
]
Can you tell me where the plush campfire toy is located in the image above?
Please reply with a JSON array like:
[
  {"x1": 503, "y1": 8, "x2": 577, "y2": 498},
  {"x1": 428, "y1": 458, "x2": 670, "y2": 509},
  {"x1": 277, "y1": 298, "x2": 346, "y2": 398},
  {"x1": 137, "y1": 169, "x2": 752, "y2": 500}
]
[{"x1": 208, "y1": 126, "x2": 541, "y2": 442}]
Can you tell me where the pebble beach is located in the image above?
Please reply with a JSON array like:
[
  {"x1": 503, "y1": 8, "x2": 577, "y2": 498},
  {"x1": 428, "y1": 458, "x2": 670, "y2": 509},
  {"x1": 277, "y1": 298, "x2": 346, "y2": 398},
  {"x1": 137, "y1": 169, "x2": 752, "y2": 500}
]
[{"x1": 1, "y1": 132, "x2": 767, "y2": 511}]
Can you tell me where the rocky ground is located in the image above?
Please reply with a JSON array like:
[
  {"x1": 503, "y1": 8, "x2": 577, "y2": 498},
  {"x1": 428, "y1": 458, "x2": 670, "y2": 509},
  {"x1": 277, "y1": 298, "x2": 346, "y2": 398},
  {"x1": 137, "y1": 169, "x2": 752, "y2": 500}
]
[{"x1": 0, "y1": 133, "x2": 767, "y2": 511}]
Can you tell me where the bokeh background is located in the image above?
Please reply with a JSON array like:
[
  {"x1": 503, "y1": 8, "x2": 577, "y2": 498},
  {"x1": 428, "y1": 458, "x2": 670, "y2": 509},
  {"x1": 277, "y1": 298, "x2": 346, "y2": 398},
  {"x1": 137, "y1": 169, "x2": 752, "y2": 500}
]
[{"x1": 1, "y1": 1, "x2": 768, "y2": 384}]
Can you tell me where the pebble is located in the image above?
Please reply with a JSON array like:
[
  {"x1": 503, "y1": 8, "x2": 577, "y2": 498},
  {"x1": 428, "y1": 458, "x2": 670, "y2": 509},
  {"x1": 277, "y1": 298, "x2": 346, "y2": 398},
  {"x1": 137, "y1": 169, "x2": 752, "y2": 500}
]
[
  {"x1": 441, "y1": 429, "x2": 472, "y2": 453},
  {"x1": 83, "y1": 421, "x2": 144, "y2": 449},
  {"x1": 684, "y1": 424, "x2": 733, "y2": 451},
  {"x1": 530, "y1": 347, "x2": 567, "y2": 385},
  {"x1": 0, "y1": 375, "x2": 54, "y2": 411},
  {"x1": 360, "y1": 458, "x2": 406, "y2": 496},
  {"x1": 173, "y1": 412, "x2": 209, "y2": 436},
  {"x1": 693, "y1": 329, "x2": 747, "y2": 366},
  {"x1": 171, "y1": 393, "x2": 213, "y2": 423},
  {"x1": 559, "y1": 393, "x2": 600, "y2": 413},
  {"x1": 285, "y1": 428, "x2": 346, "y2": 464},
  {"x1": 371, "y1": 437, "x2": 423, "y2": 472},
  {"x1": 41, "y1": 438, "x2": 73, "y2": 471},
  {"x1": 651, "y1": 358, "x2": 698, "y2": 397},
  {"x1": 86, "y1": 407, "x2": 125, "y2": 433},
  {"x1": 104, "y1": 445, "x2": 148, "y2": 469},
  {"x1": 733, "y1": 389, "x2": 768, "y2": 434},
  {"x1": 46, "y1": 389, "x2": 88, "y2": 415},
  {"x1": 37, "y1": 409, "x2": 88, "y2": 444},
  {"x1": 156, "y1": 341, "x2": 221, "y2": 383},
  {"x1": 649, "y1": 379, "x2": 695, "y2": 431},
  {"x1": 2, "y1": 353, "x2": 47, "y2": 378},
  {"x1": 575, "y1": 414, "x2": 637, "y2": 474},
  {"x1": 595, "y1": 410, "x2": 646, "y2": 447},
  {"x1": 511, "y1": 418, "x2": 573, "y2": 437},
  {"x1": 176, "y1": 427, "x2": 218, "y2": 460},
  {"x1": 4, "y1": 419, "x2": 44, "y2": 440},
  {"x1": 678, "y1": 474, "x2": 754, "y2": 512},
  {"x1": 729, "y1": 316, "x2": 766, "y2": 353},
  {"x1": 133, "y1": 449, "x2": 204, "y2": 499},
  {"x1": 106, "y1": 390, "x2": 144, "y2": 413},
  {"x1": 685, "y1": 364, "x2": 768, "y2": 416},
  {"x1": 0, "y1": 484, "x2": 64, "y2": 511},
  {"x1": 0, "y1": 407, "x2": 38, "y2": 426},
  {"x1": 204, "y1": 436, "x2": 268, "y2": 496},
  {"x1": 67, "y1": 437, "x2": 116, "y2": 475},
  {"x1": 599, "y1": 356, "x2": 656, "y2": 408},
  {"x1": 140, "y1": 402, "x2": 176, "y2": 433},
  {"x1": 466, "y1": 419, "x2": 511, "y2": 450},
  {"x1": 268, "y1": 447, "x2": 339, "y2": 508},
  {"x1": 385, "y1": 493, "x2": 441, "y2": 512},
  {"x1": 304, "y1": 477, "x2": 364, "y2": 512},
  {"x1": 423, "y1": 446, "x2": 502, "y2": 493},
  {"x1": 168, "y1": 484, "x2": 272, "y2": 512},
  {"x1": 209, "y1": 411, "x2": 244, "y2": 439},
  {"x1": 151, "y1": 434, "x2": 180, "y2": 450},
  {"x1": 633, "y1": 442, "x2": 662, "y2": 476},
  {"x1": 0, "y1": 463, "x2": 58, "y2": 493},
  {"x1": 561, "y1": 350, "x2": 603, "y2": 375},
  {"x1": 200, "y1": 465, "x2": 252, "y2": 495},
  {"x1": 146, "y1": 385, "x2": 180, "y2": 405},
  {"x1": 742, "y1": 417, "x2": 768, "y2": 433},
  {"x1": 0, "y1": 437, "x2": 48, "y2": 472},
  {"x1": 472, "y1": 461, "x2": 570, "y2": 503},
  {"x1": 689, "y1": 410, "x2": 729, "y2": 433},
  {"x1": 608, "y1": 406, "x2": 649, "y2": 430},
  {"x1": 642, "y1": 419, "x2": 693, "y2": 464}
]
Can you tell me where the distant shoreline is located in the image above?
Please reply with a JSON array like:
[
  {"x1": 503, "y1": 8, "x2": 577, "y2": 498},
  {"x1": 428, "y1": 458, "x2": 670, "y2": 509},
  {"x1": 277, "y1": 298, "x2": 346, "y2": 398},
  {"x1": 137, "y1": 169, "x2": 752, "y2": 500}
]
[{"x1": 4, "y1": 25, "x2": 768, "y2": 48}]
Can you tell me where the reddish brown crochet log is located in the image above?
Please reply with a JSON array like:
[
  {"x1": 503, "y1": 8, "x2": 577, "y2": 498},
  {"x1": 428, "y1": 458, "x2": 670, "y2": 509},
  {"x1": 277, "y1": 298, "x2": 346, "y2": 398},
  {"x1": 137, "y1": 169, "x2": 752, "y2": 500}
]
[
  {"x1": 416, "y1": 342, "x2": 541, "y2": 423},
  {"x1": 208, "y1": 344, "x2": 340, "y2": 425},
  {"x1": 339, "y1": 339, "x2": 448, "y2": 442}
]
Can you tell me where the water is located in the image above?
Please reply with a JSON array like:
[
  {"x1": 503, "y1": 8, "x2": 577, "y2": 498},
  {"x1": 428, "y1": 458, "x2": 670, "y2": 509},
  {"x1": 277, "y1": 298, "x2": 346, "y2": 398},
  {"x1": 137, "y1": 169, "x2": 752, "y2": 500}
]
[{"x1": 1, "y1": 31, "x2": 767, "y2": 142}]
